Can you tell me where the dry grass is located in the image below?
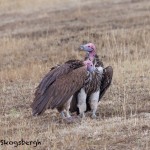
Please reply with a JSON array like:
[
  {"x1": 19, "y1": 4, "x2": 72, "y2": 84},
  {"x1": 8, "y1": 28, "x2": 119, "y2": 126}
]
[{"x1": 0, "y1": 0, "x2": 150, "y2": 149}]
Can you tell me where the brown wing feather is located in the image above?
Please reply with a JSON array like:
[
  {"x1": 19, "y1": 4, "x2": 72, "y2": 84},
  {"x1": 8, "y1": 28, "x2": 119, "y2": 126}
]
[
  {"x1": 99, "y1": 66, "x2": 113, "y2": 100},
  {"x1": 31, "y1": 64, "x2": 70, "y2": 112},
  {"x1": 31, "y1": 59, "x2": 84, "y2": 115},
  {"x1": 35, "y1": 60, "x2": 83, "y2": 96},
  {"x1": 47, "y1": 67, "x2": 87, "y2": 108},
  {"x1": 32, "y1": 66, "x2": 88, "y2": 115}
]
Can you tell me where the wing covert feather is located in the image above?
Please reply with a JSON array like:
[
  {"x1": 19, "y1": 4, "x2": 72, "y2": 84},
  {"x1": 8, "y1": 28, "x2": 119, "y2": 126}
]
[
  {"x1": 35, "y1": 60, "x2": 83, "y2": 96},
  {"x1": 46, "y1": 67, "x2": 88, "y2": 109},
  {"x1": 31, "y1": 66, "x2": 88, "y2": 115},
  {"x1": 99, "y1": 66, "x2": 113, "y2": 100},
  {"x1": 35, "y1": 64, "x2": 70, "y2": 96}
]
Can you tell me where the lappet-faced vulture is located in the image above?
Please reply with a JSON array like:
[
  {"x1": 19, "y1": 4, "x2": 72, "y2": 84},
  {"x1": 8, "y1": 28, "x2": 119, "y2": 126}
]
[
  {"x1": 70, "y1": 43, "x2": 113, "y2": 118},
  {"x1": 31, "y1": 59, "x2": 95, "y2": 120}
]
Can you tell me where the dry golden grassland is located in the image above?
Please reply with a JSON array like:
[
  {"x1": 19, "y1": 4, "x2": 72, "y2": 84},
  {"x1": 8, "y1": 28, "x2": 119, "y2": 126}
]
[{"x1": 0, "y1": 0, "x2": 150, "y2": 149}]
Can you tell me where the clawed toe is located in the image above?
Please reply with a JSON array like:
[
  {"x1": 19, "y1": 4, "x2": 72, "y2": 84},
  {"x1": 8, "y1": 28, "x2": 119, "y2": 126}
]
[
  {"x1": 91, "y1": 114, "x2": 97, "y2": 119},
  {"x1": 79, "y1": 113, "x2": 85, "y2": 118}
]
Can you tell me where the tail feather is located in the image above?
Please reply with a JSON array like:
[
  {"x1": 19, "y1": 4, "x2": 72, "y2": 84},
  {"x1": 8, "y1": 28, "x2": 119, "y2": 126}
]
[{"x1": 31, "y1": 90, "x2": 52, "y2": 116}]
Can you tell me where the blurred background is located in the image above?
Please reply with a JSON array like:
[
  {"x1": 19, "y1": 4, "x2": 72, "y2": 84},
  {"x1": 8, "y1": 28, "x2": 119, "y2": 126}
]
[{"x1": 0, "y1": 0, "x2": 150, "y2": 150}]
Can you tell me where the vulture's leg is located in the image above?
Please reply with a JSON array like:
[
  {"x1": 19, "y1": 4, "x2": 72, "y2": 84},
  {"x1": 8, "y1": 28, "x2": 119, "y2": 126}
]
[
  {"x1": 77, "y1": 88, "x2": 87, "y2": 118},
  {"x1": 64, "y1": 95, "x2": 73, "y2": 118},
  {"x1": 89, "y1": 90, "x2": 100, "y2": 119},
  {"x1": 62, "y1": 96, "x2": 80, "y2": 123},
  {"x1": 57, "y1": 107, "x2": 66, "y2": 119},
  {"x1": 58, "y1": 96, "x2": 73, "y2": 119}
]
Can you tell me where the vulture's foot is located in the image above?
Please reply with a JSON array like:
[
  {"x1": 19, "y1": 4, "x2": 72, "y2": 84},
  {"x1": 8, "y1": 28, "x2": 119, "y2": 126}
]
[
  {"x1": 91, "y1": 114, "x2": 97, "y2": 119},
  {"x1": 66, "y1": 111, "x2": 71, "y2": 118},
  {"x1": 60, "y1": 111, "x2": 66, "y2": 119},
  {"x1": 80, "y1": 112, "x2": 85, "y2": 118}
]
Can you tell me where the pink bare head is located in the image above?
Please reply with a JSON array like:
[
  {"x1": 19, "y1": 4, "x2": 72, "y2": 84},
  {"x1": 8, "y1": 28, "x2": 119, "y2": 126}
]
[
  {"x1": 79, "y1": 43, "x2": 96, "y2": 52},
  {"x1": 79, "y1": 43, "x2": 96, "y2": 61}
]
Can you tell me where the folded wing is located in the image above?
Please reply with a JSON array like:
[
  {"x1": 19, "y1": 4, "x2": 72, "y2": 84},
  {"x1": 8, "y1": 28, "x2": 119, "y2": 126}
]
[
  {"x1": 99, "y1": 66, "x2": 113, "y2": 100},
  {"x1": 35, "y1": 60, "x2": 83, "y2": 96},
  {"x1": 31, "y1": 66, "x2": 89, "y2": 115}
]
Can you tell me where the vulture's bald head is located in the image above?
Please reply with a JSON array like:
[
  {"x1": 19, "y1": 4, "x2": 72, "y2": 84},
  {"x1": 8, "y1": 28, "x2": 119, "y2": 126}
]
[{"x1": 79, "y1": 43, "x2": 96, "y2": 52}]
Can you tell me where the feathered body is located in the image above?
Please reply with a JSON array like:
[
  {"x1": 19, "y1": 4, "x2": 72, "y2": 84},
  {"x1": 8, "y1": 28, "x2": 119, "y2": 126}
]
[
  {"x1": 70, "y1": 54, "x2": 113, "y2": 117},
  {"x1": 34, "y1": 60, "x2": 83, "y2": 96},
  {"x1": 31, "y1": 42, "x2": 113, "y2": 120},
  {"x1": 31, "y1": 59, "x2": 93, "y2": 117}
]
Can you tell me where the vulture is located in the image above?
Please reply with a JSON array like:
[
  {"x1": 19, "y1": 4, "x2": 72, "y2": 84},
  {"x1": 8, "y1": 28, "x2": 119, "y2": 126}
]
[
  {"x1": 70, "y1": 43, "x2": 113, "y2": 118},
  {"x1": 31, "y1": 59, "x2": 95, "y2": 120}
]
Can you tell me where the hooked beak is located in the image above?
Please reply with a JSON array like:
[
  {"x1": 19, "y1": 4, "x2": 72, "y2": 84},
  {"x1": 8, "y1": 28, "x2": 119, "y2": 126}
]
[
  {"x1": 79, "y1": 45, "x2": 84, "y2": 51},
  {"x1": 78, "y1": 45, "x2": 85, "y2": 51},
  {"x1": 78, "y1": 44, "x2": 93, "y2": 52},
  {"x1": 75, "y1": 45, "x2": 84, "y2": 51}
]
